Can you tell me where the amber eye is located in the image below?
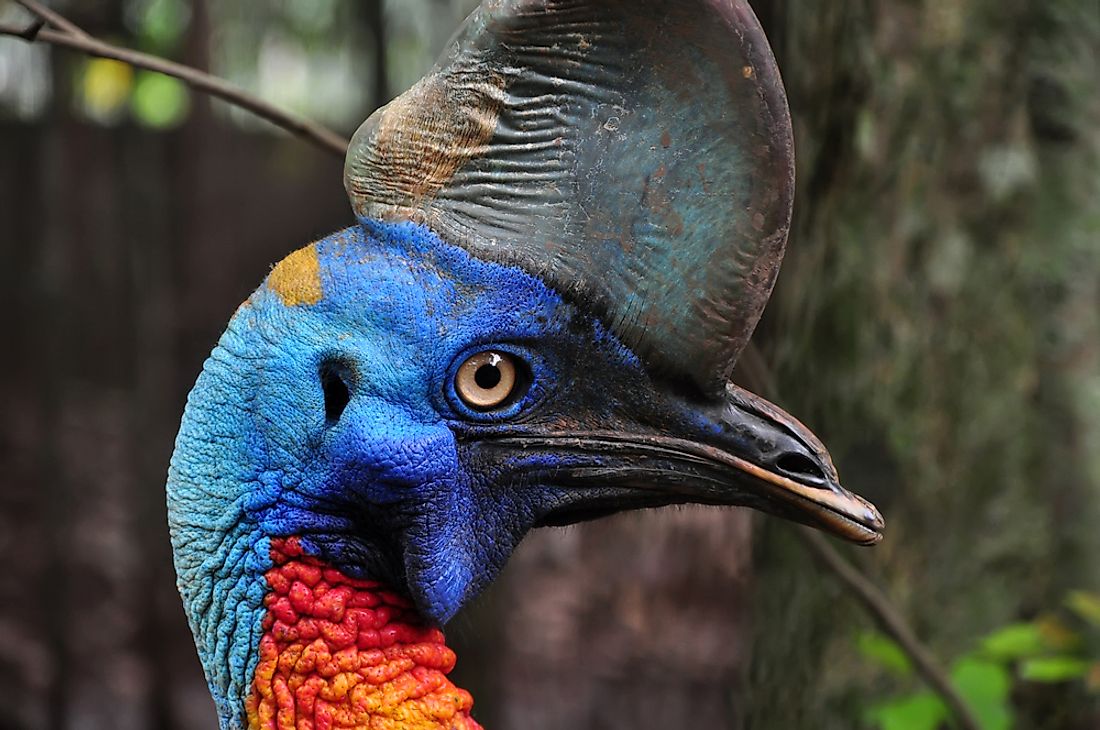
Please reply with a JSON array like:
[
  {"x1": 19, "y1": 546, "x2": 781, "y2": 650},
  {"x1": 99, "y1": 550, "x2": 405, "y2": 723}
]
[{"x1": 454, "y1": 351, "x2": 520, "y2": 411}]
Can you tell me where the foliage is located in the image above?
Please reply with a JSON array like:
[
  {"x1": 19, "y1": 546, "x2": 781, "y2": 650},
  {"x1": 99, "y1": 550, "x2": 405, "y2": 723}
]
[
  {"x1": 66, "y1": 0, "x2": 192, "y2": 128},
  {"x1": 861, "y1": 591, "x2": 1100, "y2": 729},
  {"x1": 130, "y1": 71, "x2": 188, "y2": 128}
]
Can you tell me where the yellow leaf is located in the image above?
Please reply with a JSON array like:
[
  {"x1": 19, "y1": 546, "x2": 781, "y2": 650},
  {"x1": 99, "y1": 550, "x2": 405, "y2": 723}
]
[{"x1": 81, "y1": 58, "x2": 133, "y2": 122}]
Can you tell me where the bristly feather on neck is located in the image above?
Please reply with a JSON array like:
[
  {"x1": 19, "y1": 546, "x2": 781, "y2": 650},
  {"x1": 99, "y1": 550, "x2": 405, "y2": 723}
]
[{"x1": 247, "y1": 537, "x2": 481, "y2": 730}]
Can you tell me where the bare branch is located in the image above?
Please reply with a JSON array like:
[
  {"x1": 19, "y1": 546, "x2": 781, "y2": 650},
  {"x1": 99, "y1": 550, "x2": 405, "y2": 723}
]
[
  {"x1": 12, "y1": 17, "x2": 44, "y2": 41},
  {"x1": 15, "y1": 0, "x2": 90, "y2": 40},
  {"x1": 0, "y1": 16, "x2": 349, "y2": 158},
  {"x1": 794, "y1": 528, "x2": 982, "y2": 730}
]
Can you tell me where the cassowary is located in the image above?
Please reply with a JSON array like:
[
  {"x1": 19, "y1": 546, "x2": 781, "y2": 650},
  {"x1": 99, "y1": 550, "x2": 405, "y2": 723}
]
[{"x1": 167, "y1": 1, "x2": 884, "y2": 727}]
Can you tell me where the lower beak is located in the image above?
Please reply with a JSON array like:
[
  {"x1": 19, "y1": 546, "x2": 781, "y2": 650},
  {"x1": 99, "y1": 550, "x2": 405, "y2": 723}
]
[{"x1": 484, "y1": 385, "x2": 885, "y2": 546}]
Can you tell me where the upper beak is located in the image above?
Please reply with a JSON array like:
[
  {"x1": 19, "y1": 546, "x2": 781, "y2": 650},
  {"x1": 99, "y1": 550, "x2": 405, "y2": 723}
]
[
  {"x1": 482, "y1": 383, "x2": 885, "y2": 546},
  {"x1": 706, "y1": 383, "x2": 885, "y2": 545}
]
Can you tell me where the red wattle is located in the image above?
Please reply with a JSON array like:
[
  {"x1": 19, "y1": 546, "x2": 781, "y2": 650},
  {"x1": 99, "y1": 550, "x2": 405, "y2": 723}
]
[{"x1": 246, "y1": 537, "x2": 481, "y2": 730}]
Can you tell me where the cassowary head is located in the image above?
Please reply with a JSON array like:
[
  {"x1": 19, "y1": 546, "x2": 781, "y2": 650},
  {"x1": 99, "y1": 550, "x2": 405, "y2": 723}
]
[{"x1": 167, "y1": 1, "x2": 884, "y2": 728}]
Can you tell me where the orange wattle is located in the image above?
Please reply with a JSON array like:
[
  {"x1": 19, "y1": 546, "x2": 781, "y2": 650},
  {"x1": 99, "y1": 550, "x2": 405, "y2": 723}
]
[{"x1": 246, "y1": 537, "x2": 481, "y2": 730}]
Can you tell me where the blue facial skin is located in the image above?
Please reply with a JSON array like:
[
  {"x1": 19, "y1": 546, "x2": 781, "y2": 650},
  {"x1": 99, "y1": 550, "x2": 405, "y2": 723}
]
[{"x1": 167, "y1": 219, "x2": 727, "y2": 726}]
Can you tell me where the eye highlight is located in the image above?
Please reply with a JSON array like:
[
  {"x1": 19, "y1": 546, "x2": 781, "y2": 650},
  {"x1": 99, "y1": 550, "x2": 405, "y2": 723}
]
[{"x1": 454, "y1": 351, "x2": 521, "y2": 411}]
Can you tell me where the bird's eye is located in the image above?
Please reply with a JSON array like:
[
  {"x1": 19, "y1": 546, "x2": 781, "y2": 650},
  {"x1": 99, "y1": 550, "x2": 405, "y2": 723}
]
[{"x1": 454, "y1": 351, "x2": 523, "y2": 411}]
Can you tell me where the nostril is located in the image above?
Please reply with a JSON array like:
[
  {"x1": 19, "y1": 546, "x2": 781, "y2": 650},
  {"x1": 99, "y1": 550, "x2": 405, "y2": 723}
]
[
  {"x1": 320, "y1": 360, "x2": 352, "y2": 423},
  {"x1": 775, "y1": 453, "x2": 826, "y2": 483}
]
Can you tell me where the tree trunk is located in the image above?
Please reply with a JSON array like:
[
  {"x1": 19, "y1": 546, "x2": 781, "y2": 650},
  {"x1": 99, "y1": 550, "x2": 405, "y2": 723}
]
[{"x1": 746, "y1": 1, "x2": 1100, "y2": 727}]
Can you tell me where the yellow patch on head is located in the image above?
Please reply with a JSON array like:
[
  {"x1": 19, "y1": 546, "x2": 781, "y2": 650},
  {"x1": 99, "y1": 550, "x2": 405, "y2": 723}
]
[{"x1": 267, "y1": 244, "x2": 322, "y2": 307}]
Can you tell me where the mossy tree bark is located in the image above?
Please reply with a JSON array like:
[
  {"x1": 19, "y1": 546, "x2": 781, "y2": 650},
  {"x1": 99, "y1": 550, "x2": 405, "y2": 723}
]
[{"x1": 746, "y1": 0, "x2": 1100, "y2": 727}]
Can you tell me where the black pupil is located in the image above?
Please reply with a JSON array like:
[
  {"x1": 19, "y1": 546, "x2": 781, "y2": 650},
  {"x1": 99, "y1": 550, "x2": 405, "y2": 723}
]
[{"x1": 474, "y1": 363, "x2": 502, "y2": 390}]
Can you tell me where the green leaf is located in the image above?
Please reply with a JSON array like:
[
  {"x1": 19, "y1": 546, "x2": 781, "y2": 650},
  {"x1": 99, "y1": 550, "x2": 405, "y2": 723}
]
[
  {"x1": 131, "y1": 72, "x2": 190, "y2": 129},
  {"x1": 1019, "y1": 657, "x2": 1091, "y2": 683},
  {"x1": 1066, "y1": 591, "x2": 1100, "y2": 627},
  {"x1": 951, "y1": 658, "x2": 1013, "y2": 730},
  {"x1": 140, "y1": 0, "x2": 190, "y2": 49},
  {"x1": 980, "y1": 622, "x2": 1048, "y2": 660},
  {"x1": 858, "y1": 631, "x2": 913, "y2": 676},
  {"x1": 866, "y1": 693, "x2": 947, "y2": 730}
]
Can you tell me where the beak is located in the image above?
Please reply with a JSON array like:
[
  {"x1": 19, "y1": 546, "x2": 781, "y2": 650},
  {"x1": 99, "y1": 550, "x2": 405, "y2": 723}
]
[{"x1": 482, "y1": 384, "x2": 884, "y2": 546}]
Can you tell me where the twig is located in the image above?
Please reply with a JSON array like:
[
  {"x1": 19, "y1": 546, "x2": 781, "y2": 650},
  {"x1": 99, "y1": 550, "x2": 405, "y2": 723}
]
[
  {"x1": 0, "y1": 14, "x2": 349, "y2": 157},
  {"x1": 739, "y1": 343, "x2": 981, "y2": 730},
  {"x1": 15, "y1": 17, "x2": 43, "y2": 40},
  {"x1": 15, "y1": 0, "x2": 90, "y2": 40},
  {"x1": 795, "y1": 528, "x2": 982, "y2": 730}
]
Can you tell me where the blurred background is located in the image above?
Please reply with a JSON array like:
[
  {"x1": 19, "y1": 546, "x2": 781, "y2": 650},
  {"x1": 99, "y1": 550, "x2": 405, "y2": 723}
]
[{"x1": 1, "y1": 0, "x2": 1098, "y2": 728}]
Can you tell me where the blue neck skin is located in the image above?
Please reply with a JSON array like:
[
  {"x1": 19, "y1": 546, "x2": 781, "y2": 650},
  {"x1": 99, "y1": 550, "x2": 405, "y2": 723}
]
[{"x1": 166, "y1": 218, "x2": 662, "y2": 727}]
